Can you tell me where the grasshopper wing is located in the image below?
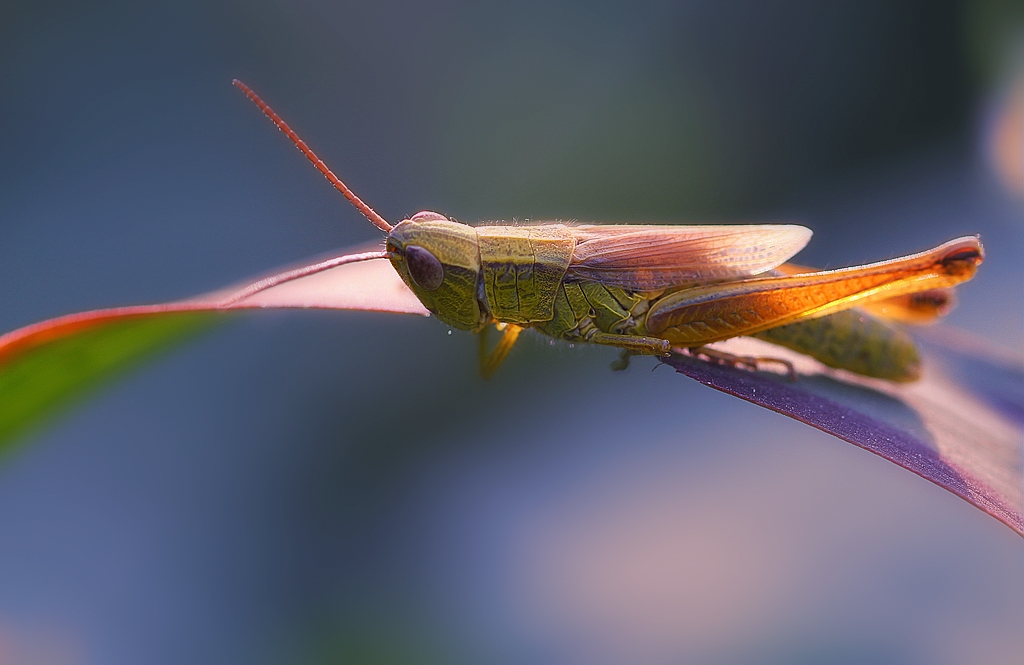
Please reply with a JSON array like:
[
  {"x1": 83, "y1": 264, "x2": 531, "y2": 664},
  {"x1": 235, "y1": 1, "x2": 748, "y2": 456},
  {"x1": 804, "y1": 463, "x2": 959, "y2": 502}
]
[{"x1": 566, "y1": 224, "x2": 812, "y2": 290}]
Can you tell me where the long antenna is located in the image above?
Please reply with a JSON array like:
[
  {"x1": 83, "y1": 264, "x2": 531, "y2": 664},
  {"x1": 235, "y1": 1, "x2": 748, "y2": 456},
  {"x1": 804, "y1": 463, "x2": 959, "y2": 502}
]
[
  {"x1": 218, "y1": 250, "x2": 389, "y2": 306},
  {"x1": 233, "y1": 79, "x2": 393, "y2": 233}
]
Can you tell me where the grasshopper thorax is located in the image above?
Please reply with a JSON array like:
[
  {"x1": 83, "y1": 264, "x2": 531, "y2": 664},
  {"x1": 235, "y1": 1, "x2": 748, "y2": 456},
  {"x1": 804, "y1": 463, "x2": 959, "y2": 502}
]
[{"x1": 386, "y1": 212, "x2": 485, "y2": 331}]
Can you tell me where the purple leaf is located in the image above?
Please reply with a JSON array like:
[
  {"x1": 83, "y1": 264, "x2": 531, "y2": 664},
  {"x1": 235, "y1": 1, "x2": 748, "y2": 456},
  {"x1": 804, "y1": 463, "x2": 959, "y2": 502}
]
[{"x1": 665, "y1": 334, "x2": 1024, "y2": 536}]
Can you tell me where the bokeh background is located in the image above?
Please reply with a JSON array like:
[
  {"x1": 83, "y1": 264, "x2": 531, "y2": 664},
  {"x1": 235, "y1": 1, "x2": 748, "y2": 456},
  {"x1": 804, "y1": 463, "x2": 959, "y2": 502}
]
[{"x1": 0, "y1": 1, "x2": 1022, "y2": 663}]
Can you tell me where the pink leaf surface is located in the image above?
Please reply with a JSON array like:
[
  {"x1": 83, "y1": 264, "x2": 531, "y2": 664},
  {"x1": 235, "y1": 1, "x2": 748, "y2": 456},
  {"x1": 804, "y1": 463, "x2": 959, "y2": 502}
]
[
  {"x1": 0, "y1": 254, "x2": 426, "y2": 367},
  {"x1": 196, "y1": 253, "x2": 428, "y2": 314}
]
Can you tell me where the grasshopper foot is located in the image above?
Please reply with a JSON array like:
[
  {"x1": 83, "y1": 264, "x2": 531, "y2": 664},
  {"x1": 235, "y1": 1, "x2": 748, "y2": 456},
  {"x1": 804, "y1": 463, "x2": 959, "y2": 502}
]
[
  {"x1": 610, "y1": 349, "x2": 634, "y2": 372},
  {"x1": 687, "y1": 345, "x2": 797, "y2": 381}
]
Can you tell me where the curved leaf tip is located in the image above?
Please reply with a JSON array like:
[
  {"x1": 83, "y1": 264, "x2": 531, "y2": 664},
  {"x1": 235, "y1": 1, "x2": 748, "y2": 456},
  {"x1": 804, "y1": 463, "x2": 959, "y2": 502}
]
[
  {"x1": 0, "y1": 254, "x2": 426, "y2": 454},
  {"x1": 666, "y1": 335, "x2": 1024, "y2": 536}
]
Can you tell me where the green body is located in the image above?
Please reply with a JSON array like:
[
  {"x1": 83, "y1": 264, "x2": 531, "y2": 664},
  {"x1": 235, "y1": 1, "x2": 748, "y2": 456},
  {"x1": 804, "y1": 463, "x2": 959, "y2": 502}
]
[{"x1": 386, "y1": 217, "x2": 921, "y2": 381}]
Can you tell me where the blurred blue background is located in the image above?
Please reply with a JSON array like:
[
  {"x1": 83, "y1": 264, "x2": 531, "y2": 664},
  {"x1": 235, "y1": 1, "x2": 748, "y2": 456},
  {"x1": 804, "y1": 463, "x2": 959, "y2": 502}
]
[{"x1": 0, "y1": 1, "x2": 1021, "y2": 663}]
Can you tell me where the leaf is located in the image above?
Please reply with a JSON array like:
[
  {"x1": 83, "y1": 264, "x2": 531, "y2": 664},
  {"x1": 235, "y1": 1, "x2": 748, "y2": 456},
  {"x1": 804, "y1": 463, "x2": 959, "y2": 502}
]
[
  {"x1": 1, "y1": 247, "x2": 1020, "y2": 538},
  {"x1": 0, "y1": 255, "x2": 426, "y2": 453},
  {"x1": 664, "y1": 333, "x2": 1024, "y2": 536}
]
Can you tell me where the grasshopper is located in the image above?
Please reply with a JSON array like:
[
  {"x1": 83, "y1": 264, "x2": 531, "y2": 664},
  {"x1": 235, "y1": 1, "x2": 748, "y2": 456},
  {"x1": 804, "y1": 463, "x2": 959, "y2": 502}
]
[{"x1": 231, "y1": 81, "x2": 983, "y2": 381}]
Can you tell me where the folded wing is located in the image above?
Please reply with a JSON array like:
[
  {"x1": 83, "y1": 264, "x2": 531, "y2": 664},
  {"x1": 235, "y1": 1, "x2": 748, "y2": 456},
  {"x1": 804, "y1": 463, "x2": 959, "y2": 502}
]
[{"x1": 566, "y1": 224, "x2": 813, "y2": 290}]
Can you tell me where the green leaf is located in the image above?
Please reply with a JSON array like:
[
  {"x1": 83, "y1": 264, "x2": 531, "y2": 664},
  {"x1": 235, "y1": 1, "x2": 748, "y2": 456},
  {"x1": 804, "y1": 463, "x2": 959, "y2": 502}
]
[{"x1": 0, "y1": 311, "x2": 216, "y2": 453}]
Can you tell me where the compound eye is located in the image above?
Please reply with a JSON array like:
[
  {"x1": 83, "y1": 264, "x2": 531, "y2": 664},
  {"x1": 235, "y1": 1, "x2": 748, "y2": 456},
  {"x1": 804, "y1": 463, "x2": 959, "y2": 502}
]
[{"x1": 405, "y1": 245, "x2": 444, "y2": 291}]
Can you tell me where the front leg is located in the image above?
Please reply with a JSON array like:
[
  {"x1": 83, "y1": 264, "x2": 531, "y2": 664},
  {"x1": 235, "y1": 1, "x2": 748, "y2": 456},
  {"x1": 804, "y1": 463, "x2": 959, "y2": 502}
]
[{"x1": 478, "y1": 323, "x2": 523, "y2": 379}]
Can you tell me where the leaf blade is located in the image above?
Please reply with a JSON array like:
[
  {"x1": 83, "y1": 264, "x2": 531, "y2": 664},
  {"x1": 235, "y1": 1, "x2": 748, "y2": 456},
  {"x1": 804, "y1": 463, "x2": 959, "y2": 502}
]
[{"x1": 2, "y1": 246, "x2": 1020, "y2": 539}]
